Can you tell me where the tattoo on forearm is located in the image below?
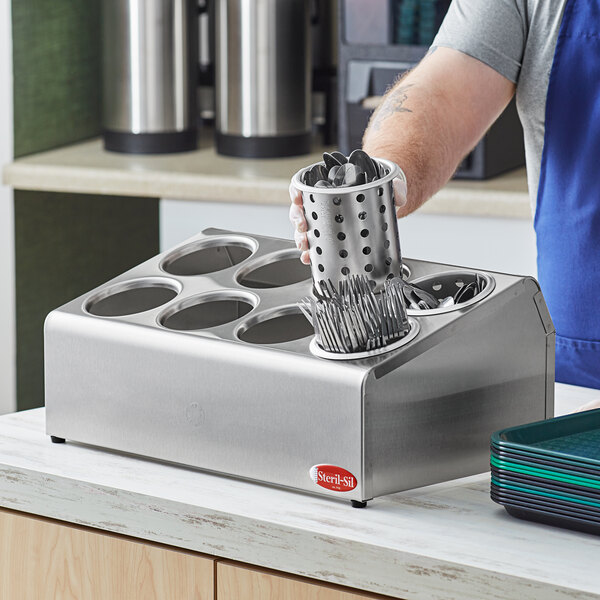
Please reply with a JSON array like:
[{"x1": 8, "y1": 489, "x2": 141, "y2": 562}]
[{"x1": 370, "y1": 84, "x2": 413, "y2": 131}]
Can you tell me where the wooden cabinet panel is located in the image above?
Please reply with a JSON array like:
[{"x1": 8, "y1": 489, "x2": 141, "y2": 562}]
[
  {"x1": 0, "y1": 508, "x2": 214, "y2": 600},
  {"x1": 217, "y1": 561, "x2": 395, "y2": 600}
]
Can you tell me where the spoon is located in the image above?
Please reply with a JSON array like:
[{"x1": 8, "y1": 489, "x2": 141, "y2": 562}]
[
  {"x1": 323, "y1": 152, "x2": 342, "y2": 171},
  {"x1": 331, "y1": 151, "x2": 348, "y2": 164},
  {"x1": 348, "y1": 149, "x2": 378, "y2": 182}
]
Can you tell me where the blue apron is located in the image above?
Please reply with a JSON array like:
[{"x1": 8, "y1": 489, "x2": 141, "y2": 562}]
[{"x1": 535, "y1": 0, "x2": 600, "y2": 389}]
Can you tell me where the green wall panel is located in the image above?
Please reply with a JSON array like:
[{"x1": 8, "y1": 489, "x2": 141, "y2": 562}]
[
  {"x1": 12, "y1": 1, "x2": 161, "y2": 410},
  {"x1": 12, "y1": 0, "x2": 102, "y2": 157},
  {"x1": 15, "y1": 191, "x2": 159, "y2": 411}
]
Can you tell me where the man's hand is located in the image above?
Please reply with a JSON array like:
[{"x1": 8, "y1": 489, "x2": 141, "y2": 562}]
[
  {"x1": 288, "y1": 184, "x2": 310, "y2": 265},
  {"x1": 288, "y1": 177, "x2": 408, "y2": 265},
  {"x1": 289, "y1": 46, "x2": 515, "y2": 259}
]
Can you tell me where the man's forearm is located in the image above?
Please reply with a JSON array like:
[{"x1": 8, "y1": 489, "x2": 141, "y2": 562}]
[{"x1": 363, "y1": 47, "x2": 515, "y2": 217}]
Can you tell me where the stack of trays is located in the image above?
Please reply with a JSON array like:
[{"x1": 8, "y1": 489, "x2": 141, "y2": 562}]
[{"x1": 491, "y1": 409, "x2": 600, "y2": 535}]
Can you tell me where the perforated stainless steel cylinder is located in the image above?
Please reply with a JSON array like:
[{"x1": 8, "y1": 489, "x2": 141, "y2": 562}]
[{"x1": 292, "y1": 158, "x2": 404, "y2": 291}]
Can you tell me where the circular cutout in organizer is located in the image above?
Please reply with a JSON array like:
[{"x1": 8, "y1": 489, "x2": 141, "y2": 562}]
[
  {"x1": 162, "y1": 236, "x2": 256, "y2": 276},
  {"x1": 407, "y1": 270, "x2": 495, "y2": 316},
  {"x1": 236, "y1": 250, "x2": 311, "y2": 289},
  {"x1": 85, "y1": 277, "x2": 180, "y2": 317},
  {"x1": 237, "y1": 306, "x2": 314, "y2": 345},
  {"x1": 160, "y1": 291, "x2": 256, "y2": 331}
]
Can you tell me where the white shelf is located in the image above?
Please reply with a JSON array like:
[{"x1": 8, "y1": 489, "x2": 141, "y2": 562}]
[{"x1": 3, "y1": 137, "x2": 531, "y2": 219}]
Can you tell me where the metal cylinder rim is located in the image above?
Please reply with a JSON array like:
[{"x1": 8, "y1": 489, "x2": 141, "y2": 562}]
[
  {"x1": 157, "y1": 289, "x2": 260, "y2": 330},
  {"x1": 83, "y1": 276, "x2": 182, "y2": 318},
  {"x1": 235, "y1": 248, "x2": 310, "y2": 289},
  {"x1": 234, "y1": 304, "x2": 311, "y2": 341},
  {"x1": 406, "y1": 270, "x2": 496, "y2": 316},
  {"x1": 291, "y1": 157, "x2": 401, "y2": 195},
  {"x1": 159, "y1": 235, "x2": 258, "y2": 276},
  {"x1": 309, "y1": 316, "x2": 420, "y2": 361}
]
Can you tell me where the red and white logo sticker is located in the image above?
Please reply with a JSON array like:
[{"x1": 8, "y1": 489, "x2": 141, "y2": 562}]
[{"x1": 309, "y1": 464, "x2": 357, "y2": 492}]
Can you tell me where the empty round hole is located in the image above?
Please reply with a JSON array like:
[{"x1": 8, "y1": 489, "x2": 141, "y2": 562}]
[
  {"x1": 339, "y1": 249, "x2": 348, "y2": 258},
  {"x1": 161, "y1": 295, "x2": 254, "y2": 331},
  {"x1": 312, "y1": 212, "x2": 318, "y2": 220},
  {"x1": 379, "y1": 205, "x2": 386, "y2": 213},
  {"x1": 316, "y1": 247, "x2": 323, "y2": 255},
  {"x1": 387, "y1": 273, "x2": 395, "y2": 280},
  {"x1": 384, "y1": 240, "x2": 390, "y2": 249},
  {"x1": 358, "y1": 211, "x2": 367, "y2": 220},
  {"x1": 237, "y1": 254, "x2": 311, "y2": 289},
  {"x1": 357, "y1": 194, "x2": 365, "y2": 202},
  {"x1": 338, "y1": 232, "x2": 346, "y2": 241},
  {"x1": 238, "y1": 309, "x2": 314, "y2": 345},
  {"x1": 365, "y1": 264, "x2": 373, "y2": 273},
  {"x1": 314, "y1": 229, "x2": 321, "y2": 237},
  {"x1": 377, "y1": 187, "x2": 384, "y2": 196},
  {"x1": 341, "y1": 267, "x2": 350, "y2": 276},
  {"x1": 163, "y1": 240, "x2": 254, "y2": 276},
  {"x1": 86, "y1": 279, "x2": 179, "y2": 317},
  {"x1": 310, "y1": 194, "x2": 315, "y2": 203},
  {"x1": 385, "y1": 257, "x2": 392, "y2": 266},
  {"x1": 360, "y1": 229, "x2": 369, "y2": 238},
  {"x1": 432, "y1": 282, "x2": 442, "y2": 292},
  {"x1": 318, "y1": 264, "x2": 325, "y2": 272},
  {"x1": 335, "y1": 214, "x2": 344, "y2": 223},
  {"x1": 382, "y1": 223, "x2": 389, "y2": 232},
  {"x1": 333, "y1": 197, "x2": 341, "y2": 206},
  {"x1": 362, "y1": 247, "x2": 371, "y2": 255}
]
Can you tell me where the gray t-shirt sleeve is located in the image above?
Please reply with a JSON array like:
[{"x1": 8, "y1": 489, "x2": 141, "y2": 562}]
[{"x1": 432, "y1": 0, "x2": 528, "y2": 83}]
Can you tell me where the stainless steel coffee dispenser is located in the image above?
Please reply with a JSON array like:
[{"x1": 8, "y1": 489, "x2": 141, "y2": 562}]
[
  {"x1": 102, "y1": 0, "x2": 198, "y2": 154},
  {"x1": 215, "y1": 0, "x2": 312, "y2": 157}
]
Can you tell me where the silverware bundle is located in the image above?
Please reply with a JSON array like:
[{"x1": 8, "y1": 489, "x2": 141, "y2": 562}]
[
  {"x1": 401, "y1": 273, "x2": 487, "y2": 310},
  {"x1": 301, "y1": 149, "x2": 385, "y2": 188},
  {"x1": 299, "y1": 275, "x2": 410, "y2": 354}
]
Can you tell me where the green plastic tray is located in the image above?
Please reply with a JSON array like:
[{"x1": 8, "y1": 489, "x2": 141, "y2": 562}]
[
  {"x1": 502, "y1": 503, "x2": 600, "y2": 536},
  {"x1": 491, "y1": 488, "x2": 600, "y2": 519},
  {"x1": 492, "y1": 471, "x2": 600, "y2": 502},
  {"x1": 491, "y1": 441, "x2": 600, "y2": 471},
  {"x1": 492, "y1": 445, "x2": 600, "y2": 475},
  {"x1": 491, "y1": 468, "x2": 600, "y2": 499},
  {"x1": 491, "y1": 476, "x2": 600, "y2": 508},
  {"x1": 492, "y1": 408, "x2": 600, "y2": 464},
  {"x1": 490, "y1": 455, "x2": 600, "y2": 488}
]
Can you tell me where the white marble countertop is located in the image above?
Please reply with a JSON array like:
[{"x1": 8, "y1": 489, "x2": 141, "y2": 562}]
[
  {"x1": 2, "y1": 137, "x2": 531, "y2": 219},
  {"x1": 1, "y1": 383, "x2": 598, "y2": 600}
]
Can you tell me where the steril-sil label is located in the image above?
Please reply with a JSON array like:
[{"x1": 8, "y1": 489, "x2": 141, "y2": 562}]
[{"x1": 309, "y1": 464, "x2": 357, "y2": 492}]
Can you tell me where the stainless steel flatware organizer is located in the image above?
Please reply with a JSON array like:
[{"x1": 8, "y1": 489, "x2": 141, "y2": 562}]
[{"x1": 45, "y1": 229, "x2": 555, "y2": 506}]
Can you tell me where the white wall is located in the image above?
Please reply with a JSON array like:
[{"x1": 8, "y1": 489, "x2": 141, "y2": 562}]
[
  {"x1": 160, "y1": 200, "x2": 293, "y2": 249},
  {"x1": 0, "y1": 0, "x2": 16, "y2": 414},
  {"x1": 160, "y1": 200, "x2": 537, "y2": 277},
  {"x1": 398, "y1": 212, "x2": 537, "y2": 276}
]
